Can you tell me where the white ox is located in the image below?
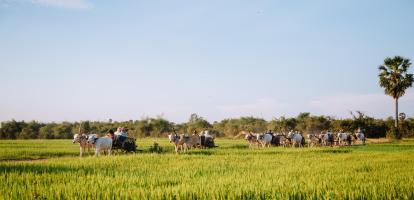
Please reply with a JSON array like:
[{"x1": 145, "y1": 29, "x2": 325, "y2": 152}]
[
  {"x1": 278, "y1": 135, "x2": 290, "y2": 147},
  {"x1": 288, "y1": 131, "x2": 303, "y2": 147},
  {"x1": 337, "y1": 132, "x2": 351, "y2": 146},
  {"x1": 240, "y1": 131, "x2": 259, "y2": 148},
  {"x1": 256, "y1": 133, "x2": 273, "y2": 148},
  {"x1": 354, "y1": 132, "x2": 366, "y2": 145},
  {"x1": 88, "y1": 134, "x2": 113, "y2": 156},
  {"x1": 307, "y1": 134, "x2": 320, "y2": 147},
  {"x1": 321, "y1": 132, "x2": 334, "y2": 147}
]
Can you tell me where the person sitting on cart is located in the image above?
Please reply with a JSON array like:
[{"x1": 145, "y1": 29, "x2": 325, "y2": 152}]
[
  {"x1": 113, "y1": 127, "x2": 128, "y2": 145},
  {"x1": 204, "y1": 130, "x2": 212, "y2": 139},
  {"x1": 106, "y1": 129, "x2": 115, "y2": 141},
  {"x1": 203, "y1": 130, "x2": 215, "y2": 148},
  {"x1": 115, "y1": 127, "x2": 122, "y2": 136},
  {"x1": 120, "y1": 127, "x2": 128, "y2": 137}
]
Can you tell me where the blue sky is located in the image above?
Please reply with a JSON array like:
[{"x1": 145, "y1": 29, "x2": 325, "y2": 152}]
[{"x1": 1, "y1": 0, "x2": 414, "y2": 122}]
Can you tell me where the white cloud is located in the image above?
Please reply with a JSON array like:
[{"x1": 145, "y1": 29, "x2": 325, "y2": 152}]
[{"x1": 0, "y1": 0, "x2": 92, "y2": 9}]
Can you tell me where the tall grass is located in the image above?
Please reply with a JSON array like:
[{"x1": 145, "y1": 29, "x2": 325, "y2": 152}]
[{"x1": 1, "y1": 139, "x2": 413, "y2": 199}]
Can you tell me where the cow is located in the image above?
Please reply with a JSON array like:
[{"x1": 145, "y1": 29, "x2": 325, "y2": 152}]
[
  {"x1": 321, "y1": 131, "x2": 334, "y2": 147},
  {"x1": 337, "y1": 132, "x2": 352, "y2": 146},
  {"x1": 278, "y1": 135, "x2": 290, "y2": 147},
  {"x1": 87, "y1": 134, "x2": 113, "y2": 157},
  {"x1": 271, "y1": 134, "x2": 283, "y2": 146},
  {"x1": 185, "y1": 134, "x2": 201, "y2": 149},
  {"x1": 307, "y1": 134, "x2": 321, "y2": 147},
  {"x1": 256, "y1": 133, "x2": 273, "y2": 148},
  {"x1": 288, "y1": 131, "x2": 304, "y2": 148},
  {"x1": 168, "y1": 133, "x2": 201, "y2": 153},
  {"x1": 353, "y1": 131, "x2": 366, "y2": 145},
  {"x1": 72, "y1": 134, "x2": 93, "y2": 157},
  {"x1": 168, "y1": 133, "x2": 186, "y2": 153},
  {"x1": 242, "y1": 131, "x2": 260, "y2": 148}
]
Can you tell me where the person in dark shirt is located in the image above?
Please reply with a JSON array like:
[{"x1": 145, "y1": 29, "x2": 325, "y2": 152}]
[{"x1": 106, "y1": 129, "x2": 115, "y2": 140}]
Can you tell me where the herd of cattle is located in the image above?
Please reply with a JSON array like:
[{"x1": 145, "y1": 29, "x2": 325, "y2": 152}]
[
  {"x1": 243, "y1": 130, "x2": 366, "y2": 149},
  {"x1": 72, "y1": 130, "x2": 366, "y2": 156}
]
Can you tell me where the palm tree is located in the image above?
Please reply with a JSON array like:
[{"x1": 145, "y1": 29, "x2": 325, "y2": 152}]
[{"x1": 378, "y1": 56, "x2": 414, "y2": 134}]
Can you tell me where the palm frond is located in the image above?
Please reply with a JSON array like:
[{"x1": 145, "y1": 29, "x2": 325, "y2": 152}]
[{"x1": 378, "y1": 56, "x2": 414, "y2": 99}]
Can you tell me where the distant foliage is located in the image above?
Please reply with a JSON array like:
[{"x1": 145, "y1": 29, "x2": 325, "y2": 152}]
[{"x1": 1, "y1": 112, "x2": 414, "y2": 139}]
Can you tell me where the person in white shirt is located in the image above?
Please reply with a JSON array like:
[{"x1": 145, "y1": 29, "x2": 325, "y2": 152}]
[
  {"x1": 114, "y1": 127, "x2": 122, "y2": 136},
  {"x1": 120, "y1": 127, "x2": 128, "y2": 137},
  {"x1": 204, "y1": 130, "x2": 212, "y2": 139}
]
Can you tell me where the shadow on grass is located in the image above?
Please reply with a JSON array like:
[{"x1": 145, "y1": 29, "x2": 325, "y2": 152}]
[
  {"x1": 153, "y1": 180, "x2": 180, "y2": 188},
  {"x1": 355, "y1": 165, "x2": 373, "y2": 173},
  {"x1": 319, "y1": 149, "x2": 353, "y2": 154},
  {"x1": 0, "y1": 152, "x2": 79, "y2": 162},
  {"x1": 230, "y1": 149, "x2": 285, "y2": 155},
  {"x1": 0, "y1": 164, "x2": 95, "y2": 175},
  {"x1": 184, "y1": 151, "x2": 214, "y2": 156},
  {"x1": 257, "y1": 151, "x2": 285, "y2": 155},
  {"x1": 227, "y1": 144, "x2": 249, "y2": 150}
]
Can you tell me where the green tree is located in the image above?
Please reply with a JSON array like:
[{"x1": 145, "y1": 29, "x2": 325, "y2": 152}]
[
  {"x1": 151, "y1": 118, "x2": 173, "y2": 137},
  {"x1": 137, "y1": 119, "x2": 153, "y2": 137},
  {"x1": 18, "y1": 121, "x2": 41, "y2": 139},
  {"x1": 296, "y1": 113, "x2": 311, "y2": 132},
  {"x1": 39, "y1": 124, "x2": 56, "y2": 139},
  {"x1": 239, "y1": 117, "x2": 267, "y2": 133},
  {"x1": 220, "y1": 119, "x2": 241, "y2": 137},
  {"x1": 79, "y1": 121, "x2": 91, "y2": 134},
  {"x1": 0, "y1": 120, "x2": 25, "y2": 139},
  {"x1": 52, "y1": 123, "x2": 73, "y2": 139},
  {"x1": 305, "y1": 116, "x2": 331, "y2": 134},
  {"x1": 186, "y1": 114, "x2": 212, "y2": 133},
  {"x1": 267, "y1": 117, "x2": 297, "y2": 133},
  {"x1": 379, "y1": 56, "x2": 414, "y2": 138}
]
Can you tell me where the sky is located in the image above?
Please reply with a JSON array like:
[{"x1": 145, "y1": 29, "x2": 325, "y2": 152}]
[{"x1": 1, "y1": 0, "x2": 414, "y2": 123}]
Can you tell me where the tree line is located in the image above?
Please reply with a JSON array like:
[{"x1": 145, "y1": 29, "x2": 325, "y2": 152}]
[{"x1": 1, "y1": 112, "x2": 414, "y2": 140}]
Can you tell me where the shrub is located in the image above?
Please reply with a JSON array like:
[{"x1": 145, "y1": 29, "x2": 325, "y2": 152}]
[
  {"x1": 387, "y1": 128, "x2": 401, "y2": 140},
  {"x1": 149, "y1": 142, "x2": 164, "y2": 154}
]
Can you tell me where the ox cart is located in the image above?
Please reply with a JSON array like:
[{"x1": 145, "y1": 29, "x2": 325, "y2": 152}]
[
  {"x1": 200, "y1": 135, "x2": 217, "y2": 148},
  {"x1": 112, "y1": 135, "x2": 137, "y2": 153}
]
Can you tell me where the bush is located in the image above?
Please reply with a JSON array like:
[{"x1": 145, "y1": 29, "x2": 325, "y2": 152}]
[
  {"x1": 149, "y1": 142, "x2": 164, "y2": 154},
  {"x1": 387, "y1": 128, "x2": 401, "y2": 140}
]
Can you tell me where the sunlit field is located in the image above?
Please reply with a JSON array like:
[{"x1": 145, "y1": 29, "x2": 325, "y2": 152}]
[{"x1": 1, "y1": 139, "x2": 414, "y2": 199}]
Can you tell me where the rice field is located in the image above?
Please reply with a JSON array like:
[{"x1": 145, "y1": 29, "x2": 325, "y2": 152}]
[{"x1": 1, "y1": 139, "x2": 414, "y2": 199}]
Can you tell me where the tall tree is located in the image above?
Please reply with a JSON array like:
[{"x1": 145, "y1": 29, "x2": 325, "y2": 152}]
[
  {"x1": 186, "y1": 114, "x2": 211, "y2": 133},
  {"x1": 378, "y1": 56, "x2": 414, "y2": 134}
]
